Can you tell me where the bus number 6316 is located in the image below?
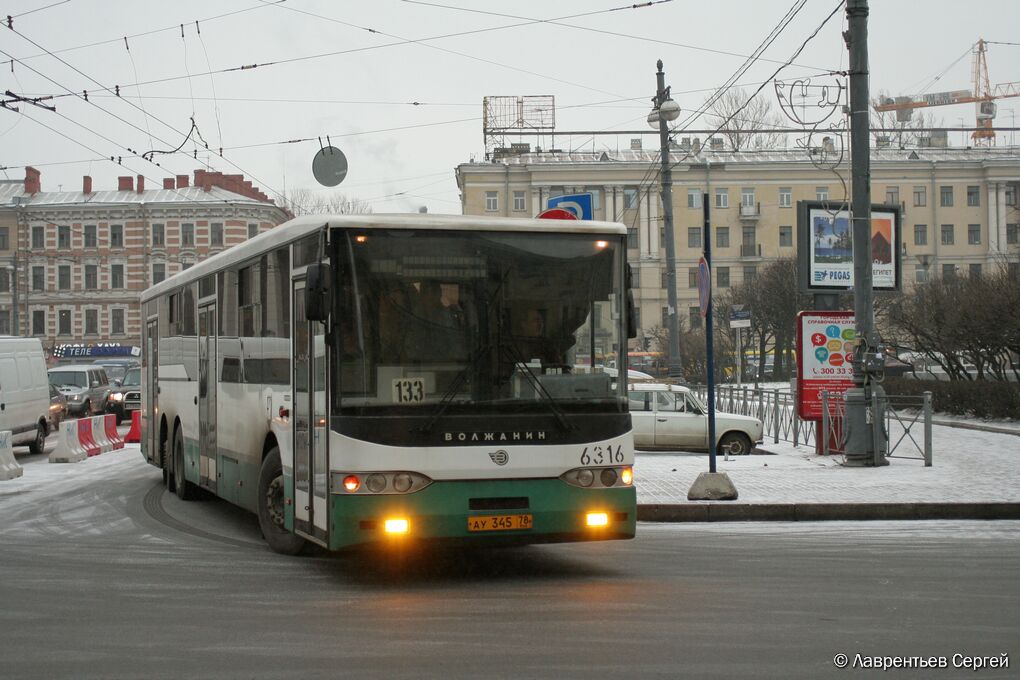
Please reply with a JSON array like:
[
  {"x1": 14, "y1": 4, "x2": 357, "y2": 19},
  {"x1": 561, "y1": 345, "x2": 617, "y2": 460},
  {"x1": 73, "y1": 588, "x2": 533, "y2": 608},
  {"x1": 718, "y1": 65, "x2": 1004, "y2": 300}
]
[{"x1": 580, "y1": 444, "x2": 624, "y2": 466}]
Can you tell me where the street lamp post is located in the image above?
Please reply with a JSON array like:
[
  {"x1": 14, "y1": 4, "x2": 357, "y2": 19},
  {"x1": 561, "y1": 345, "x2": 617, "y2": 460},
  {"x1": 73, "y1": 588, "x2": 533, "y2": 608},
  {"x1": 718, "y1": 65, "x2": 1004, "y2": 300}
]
[{"x1": 648, "y1": 60, "x2": 682, "y2": 377}]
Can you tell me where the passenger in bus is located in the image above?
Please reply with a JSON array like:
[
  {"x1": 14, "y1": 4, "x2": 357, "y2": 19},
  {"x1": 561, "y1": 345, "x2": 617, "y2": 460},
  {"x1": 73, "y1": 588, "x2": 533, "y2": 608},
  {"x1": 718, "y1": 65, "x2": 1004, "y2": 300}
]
[
  {"x1": 405, "y1": 280, "x2": 467, "y2": 363},
  {"x1": 512, "y1": 307, "x2": 562, "y2": 367}
]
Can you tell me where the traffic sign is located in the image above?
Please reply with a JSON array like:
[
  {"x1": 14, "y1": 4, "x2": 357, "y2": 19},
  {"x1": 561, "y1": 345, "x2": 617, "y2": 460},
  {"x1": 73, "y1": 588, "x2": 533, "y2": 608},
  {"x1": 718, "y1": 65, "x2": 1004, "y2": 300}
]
[
  {"x1": 536, "y1": 208, "x2": 579, "y2": 220},
  {"x1": 547, "y1": 193, "x2": 594, "y2": 220},
  {"x1": 729, "y1": 309, "x2": 751, "y2": 329},
  {"x1": 697, "y1": 256, "x2": 711, "y2": 318}
]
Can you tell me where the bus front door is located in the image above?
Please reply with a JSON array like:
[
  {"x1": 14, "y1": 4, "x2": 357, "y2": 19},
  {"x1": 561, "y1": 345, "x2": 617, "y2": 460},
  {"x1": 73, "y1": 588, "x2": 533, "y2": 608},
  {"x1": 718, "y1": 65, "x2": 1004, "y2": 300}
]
[
  {"x1": 145, "y1": 318, "x2": 158, "y2": 466},
  {"x1": 198, "y1": 303, "x2": 217, "y2": 493},
  {"x1": 293, "y1": 280, "x2": 329, "y2": 544}
]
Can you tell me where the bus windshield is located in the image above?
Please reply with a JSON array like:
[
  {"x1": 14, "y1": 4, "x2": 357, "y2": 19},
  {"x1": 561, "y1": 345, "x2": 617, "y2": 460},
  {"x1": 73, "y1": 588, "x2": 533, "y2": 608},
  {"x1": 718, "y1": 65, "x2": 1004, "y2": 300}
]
[{"x1": 333, "y1": 229, "x2": 626, "y2": 417}]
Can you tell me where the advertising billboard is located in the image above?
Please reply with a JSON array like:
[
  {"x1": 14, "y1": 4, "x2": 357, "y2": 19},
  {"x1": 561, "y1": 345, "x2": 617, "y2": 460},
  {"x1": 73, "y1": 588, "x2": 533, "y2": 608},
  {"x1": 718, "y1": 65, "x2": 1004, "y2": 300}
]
[
  {"x1": 797, "y1": 201, "x2": 901, "y2": 292},
  {"x1": 795, "y1": 311, "x2": 856, "y2": 420}
]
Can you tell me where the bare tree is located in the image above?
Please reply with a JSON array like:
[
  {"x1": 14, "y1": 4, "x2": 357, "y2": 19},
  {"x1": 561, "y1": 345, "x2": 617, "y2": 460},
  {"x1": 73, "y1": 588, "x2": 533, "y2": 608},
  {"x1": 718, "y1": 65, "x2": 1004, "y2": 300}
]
[
  {"x1": 283, "y1": 188, "x2": 372, "y2": 216},
  {"x1": 704, "y1": 88, "x2": 787, "y2": 151}
]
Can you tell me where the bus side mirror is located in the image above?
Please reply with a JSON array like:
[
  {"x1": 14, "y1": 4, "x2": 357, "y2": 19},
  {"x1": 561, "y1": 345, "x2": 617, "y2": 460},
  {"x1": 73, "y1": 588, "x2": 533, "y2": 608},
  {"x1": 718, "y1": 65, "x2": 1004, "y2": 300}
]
[
  {"x1": 625, "y1": 263, "x2": 637, "y2": 339},
  {"x1": 305, "y1": 263, "x2": 332, "y2": 322}
]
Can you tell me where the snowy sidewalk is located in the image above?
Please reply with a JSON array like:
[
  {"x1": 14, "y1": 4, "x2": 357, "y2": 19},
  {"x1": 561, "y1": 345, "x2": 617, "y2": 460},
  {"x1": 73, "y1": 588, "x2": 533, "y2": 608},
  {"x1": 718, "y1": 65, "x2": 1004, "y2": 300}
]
[{"x1": 635, "y1": 421, "x2": 1020, "y2": 521}]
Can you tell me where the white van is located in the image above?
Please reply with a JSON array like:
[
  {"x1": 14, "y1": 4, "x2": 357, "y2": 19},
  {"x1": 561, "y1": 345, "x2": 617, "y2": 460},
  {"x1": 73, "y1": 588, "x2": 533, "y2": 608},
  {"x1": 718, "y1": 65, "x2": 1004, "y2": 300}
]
[{"x1": 0, "y1": 337, "x2": 52, "y2": 454}]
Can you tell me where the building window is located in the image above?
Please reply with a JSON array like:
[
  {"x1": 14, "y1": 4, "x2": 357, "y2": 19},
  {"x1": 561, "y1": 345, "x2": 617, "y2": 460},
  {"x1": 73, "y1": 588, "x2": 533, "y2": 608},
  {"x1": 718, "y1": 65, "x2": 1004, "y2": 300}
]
[
  {"x1": 967, "y1": 185, "x2": 980, "y2": 207},
  {"x1": 152, "y1": 263, "x2": 166, "y2": 285},
  {"x1": 248, "y1": 223, "x2": 259, "y2": 239},
  {"x1": 1010, "y1": 262, "x2": 1020, "y2": 279},
  {"x1": 152, "y1": 224, "x2": 165, "y2": 247},
  {"x1": 1007, "y1": 224, "x2": 1019, "y2": 245},
  {"x1": 58, "y1": 225, "x2": 70, "y2": 249},
  {"x1": 967, "y1": 224, "x2": 981, "y2": 245},
  {"x1": 211, "y1": 222, "x2": 224, "y2": 246},
  {"x1": 84, "y1": 224, "x2": 97, "y2": 248},
  {"x1": 111, "y1": 309, "x2": 125, "y2": 335},
  {"x1": 717, "y1": 267, "x2": 730, "y2": 288},
  {"x1": 913, "y1": 186, "x2": 926, "y2": 207},
  {"x1": 779, "y1": 187, "x2": 792, "y2": 208},
  {"x1": 779, "y1": 226, "x2": 792, "y2": 247},
  {"x1": 743, "y1": 265, "x2": 757, "y2": 282},
  {"x1": 32, "y1": 226, "x2": 44, "y2": 249},
  {"x1": 58, "y1": 265, "x2": 71, "y2": 290},
  {"x1": 687, "y1": 189, "x2": 701, "y2": 209},
  {"x1": 0, "y1": 227, "x2": 8, "y2": 250},
  {"x1": 85, "y1": 264, "x2": 98, "y2": 290},
  {"x1": 110, "y1": 224, "x2": 123, "y2": 248},
  {"x1": 942, "y1": 264, "x2": 956, "y2": 278},
  {"x1": 0, "y1": 269, "x2": 8, "y2": 293},
  {"x1": 914, "y1": 225, "x2": 928, "y2": 246},
  {"x1": 32, "y1": 310, "x2": 45, "y2": 336},
  {"x1": 1006, "y1": 184, "x2": 1016, "y2": 206},
  {"x1": 0, "y1": 310, "x2": 8, "y2": 335},
  {"x1": 513, "y1": 191, "x2": 525, "y2": 212},
  {"x1": 886, "y1": 186, "x2": 899, "y2": 205},
  {"x1": 915, "y1": 267, "x2": 928, "y2": 284},
  {"x1": 816, "y1": 186, "x2": 829, "y2": 201},
  {"x1": 111, "y1": 264, "x2": 124, "y2": 289},
  {"x1": 969, "y1": 264, "x2": 982, "y2": 278},
  {"x1": 688, "y1": 307, "x2": 702, "y2": 330},
  {"x1": 32, "y1": 266, "x2": 45, "y2": 291},
  {"x1": 941, "y1": 224, "x2": 954, "y2": 246},
  {"x1": 741, "y1": 226, "x2": 756, "y2": 255},
  {"x1": 741, "y1": 188, "x2": 755, "y2": 208},
  {"x1": 688, "y1": 227, "x2": 702, "y2": 249},
  {"x1": 627, "y1": 227, "x2": 638, "y2": 249},
  {"x1": 623, "y1": 188, "x2": 638, "y2": 209},
  {"x1": 661, "y1": 307, "x2": 669, "y2": 328},
  {"x1": 715, "y1": 188, "x2": 728, "y2": 208},
  {"x1": 716, "y1": 227, "x2": 729, "y2": 248},
  {"x1": 485, "y1": 191, "x2": 498, "y2": 212},
  {"x1": 182, "y1": 262, "x2": 193, "y2": 271},
  {"x1": 940, "y1": 186, "x2": 954, "y2": 207},
  {"x1": 85, "y1": 309, "x2": 98, "y2": 336},
  {"x1": 58, "y1": 309, "x2": 71, "y2": 336},
  {"x1": 688, "y1": 268, "x2": 698, "y2": 288},
  {"x1": 182, "y1": 223, "x2": 195, "y2": 246}
]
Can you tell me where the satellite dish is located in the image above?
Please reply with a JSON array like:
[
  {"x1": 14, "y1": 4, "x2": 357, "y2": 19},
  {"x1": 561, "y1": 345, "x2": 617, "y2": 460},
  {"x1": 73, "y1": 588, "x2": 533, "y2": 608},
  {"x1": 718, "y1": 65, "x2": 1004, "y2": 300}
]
[{"x1": 312, "y1": 146, "x2": 348, "y2": 187}]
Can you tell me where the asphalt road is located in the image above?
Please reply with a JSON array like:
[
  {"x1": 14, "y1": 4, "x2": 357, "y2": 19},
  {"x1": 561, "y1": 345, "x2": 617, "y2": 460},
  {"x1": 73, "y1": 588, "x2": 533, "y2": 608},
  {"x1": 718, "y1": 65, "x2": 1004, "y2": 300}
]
[{"x1": 2, "y1": 448, "x2": 1018, "y2": 680}]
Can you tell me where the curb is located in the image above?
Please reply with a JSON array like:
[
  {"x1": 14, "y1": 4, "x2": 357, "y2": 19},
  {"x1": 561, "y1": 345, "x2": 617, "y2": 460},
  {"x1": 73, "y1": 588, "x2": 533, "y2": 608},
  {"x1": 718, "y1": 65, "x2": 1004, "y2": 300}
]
[
  {"x1": 637, "y1": 502, "x2": 1020, "y2": 522},
  {"x1": 929, "y1": 419, "x2": 1020, "y2": 437}
]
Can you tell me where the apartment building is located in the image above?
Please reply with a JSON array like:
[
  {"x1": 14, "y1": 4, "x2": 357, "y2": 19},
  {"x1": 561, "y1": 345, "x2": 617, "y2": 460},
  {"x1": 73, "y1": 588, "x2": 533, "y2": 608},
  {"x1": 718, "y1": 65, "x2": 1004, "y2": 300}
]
[
  {"x1": 0, "y1": 167, "x2": 289, "y2": 355},
  {"x1": 456, "y1": 146, "x2": 1020, "y2": 343}
]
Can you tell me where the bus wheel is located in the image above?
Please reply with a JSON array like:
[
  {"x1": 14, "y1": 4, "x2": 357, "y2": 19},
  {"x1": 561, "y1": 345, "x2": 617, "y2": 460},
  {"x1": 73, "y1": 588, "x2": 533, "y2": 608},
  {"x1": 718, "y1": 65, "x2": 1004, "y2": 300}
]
[
  {"x1": 173, "y1": 427, "x2": 198, "y2": 500},
  {"x1": 257, "y1": 448, "x2": 307, "y2": 556}
]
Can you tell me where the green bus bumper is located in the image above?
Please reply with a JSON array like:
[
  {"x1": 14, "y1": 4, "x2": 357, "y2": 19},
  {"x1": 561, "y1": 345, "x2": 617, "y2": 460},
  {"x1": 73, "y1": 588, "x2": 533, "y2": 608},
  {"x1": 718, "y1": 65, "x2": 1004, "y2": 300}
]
[{"x1": 327, "y1": 479, "x2": 636, "y2": 551}]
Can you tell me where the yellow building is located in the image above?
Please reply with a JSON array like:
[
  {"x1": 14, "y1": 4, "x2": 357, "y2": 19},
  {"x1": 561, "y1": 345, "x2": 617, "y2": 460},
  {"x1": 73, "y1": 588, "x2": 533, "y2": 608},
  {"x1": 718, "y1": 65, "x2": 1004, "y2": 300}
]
[{"x1": 456, "y1": 146, "x2": 1020, "y2": 342}]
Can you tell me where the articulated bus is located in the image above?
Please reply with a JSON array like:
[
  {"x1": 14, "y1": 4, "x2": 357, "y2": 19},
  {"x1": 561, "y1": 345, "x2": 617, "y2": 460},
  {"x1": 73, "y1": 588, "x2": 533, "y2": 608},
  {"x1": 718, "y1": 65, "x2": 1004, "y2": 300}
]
[{"x1": 140, "y1": 214, "x2": 636, "y2": 554}]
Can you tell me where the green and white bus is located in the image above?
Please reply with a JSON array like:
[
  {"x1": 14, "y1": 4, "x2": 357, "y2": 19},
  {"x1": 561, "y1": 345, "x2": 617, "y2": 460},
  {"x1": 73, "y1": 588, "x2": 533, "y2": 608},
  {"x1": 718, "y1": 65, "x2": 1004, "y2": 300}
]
[{"x1": 140, "y1": 214, "x2": 636, "y2": 553}]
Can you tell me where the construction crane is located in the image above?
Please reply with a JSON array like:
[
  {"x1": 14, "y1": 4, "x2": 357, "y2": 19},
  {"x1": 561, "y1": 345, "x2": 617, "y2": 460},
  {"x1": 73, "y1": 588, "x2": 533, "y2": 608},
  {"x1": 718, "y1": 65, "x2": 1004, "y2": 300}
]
[{"x1": 873, "y1": 39, "x2": 1020, "y2": 146}]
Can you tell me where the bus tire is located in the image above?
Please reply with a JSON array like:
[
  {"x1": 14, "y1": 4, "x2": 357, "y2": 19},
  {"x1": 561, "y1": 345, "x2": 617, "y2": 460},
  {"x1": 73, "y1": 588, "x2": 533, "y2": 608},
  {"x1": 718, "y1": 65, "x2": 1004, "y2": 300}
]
[
  {"x1": 718, "y1": 432, "x2": 753, "y2": 456},
  {"x1": 173, "y1": 426, "x2": 198, "y2": 500},
  {"x1": 257, "y1": 448, "x2": 307, "y2": 556}
]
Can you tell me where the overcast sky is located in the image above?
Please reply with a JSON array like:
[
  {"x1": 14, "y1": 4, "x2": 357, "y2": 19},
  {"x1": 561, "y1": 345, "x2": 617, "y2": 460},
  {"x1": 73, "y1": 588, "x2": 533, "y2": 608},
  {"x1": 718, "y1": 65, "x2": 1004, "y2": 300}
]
[{"x1": 2, "y1": 0, "x2": 1018, "y2": 214}]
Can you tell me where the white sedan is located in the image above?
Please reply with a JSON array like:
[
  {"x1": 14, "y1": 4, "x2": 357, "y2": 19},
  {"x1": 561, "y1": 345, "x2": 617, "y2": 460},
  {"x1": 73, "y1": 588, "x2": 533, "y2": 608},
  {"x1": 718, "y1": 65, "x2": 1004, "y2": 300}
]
[{"x1": 628, "y1": 383, "x2": 763, "y2": 454}]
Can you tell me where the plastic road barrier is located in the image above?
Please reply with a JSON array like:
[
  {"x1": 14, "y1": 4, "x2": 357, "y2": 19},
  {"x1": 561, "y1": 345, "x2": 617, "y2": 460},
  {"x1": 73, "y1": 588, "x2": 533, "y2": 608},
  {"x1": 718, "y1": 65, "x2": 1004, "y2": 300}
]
[
  {"x1": 91, "y1": 415, "x2": 113, "y2": 453},
  {"x1": 50, "y1": 419, "x2": 87, "y2": 463},
  {"x1": 124, "y1": 410, "x2": 141, "y2": 444},
  {"x1": 78, "y1": 418, "x2": 101, "y2": 457},
  {"x1": 0, "y1": 430, "x2": 23, "y2": 480},
  {"x1": 105, "y1": 414, "x2": 124, "y2": 450}
]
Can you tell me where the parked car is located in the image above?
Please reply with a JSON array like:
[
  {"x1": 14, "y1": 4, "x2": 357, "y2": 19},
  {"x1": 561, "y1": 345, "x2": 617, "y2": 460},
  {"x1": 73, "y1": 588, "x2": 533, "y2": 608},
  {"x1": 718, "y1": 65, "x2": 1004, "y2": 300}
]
[
  {"x1": 107, "y1": 366, "x2": 141, "y2": 424},
  {"x1": 628, "y1": 382, "x2": 763, "y2": 454},
  {"x1": 48, "y1": 364, "x2": 113, "y2": 418},
  {"x1": 91, "y1": 358, "x2": 140, "y2": 386},
  {"x1": 0, "y1": 337, "x2": 53, "y2": 454},
  {"x1": 48, "y1": 383, "x2": 68, "y2": 430}
]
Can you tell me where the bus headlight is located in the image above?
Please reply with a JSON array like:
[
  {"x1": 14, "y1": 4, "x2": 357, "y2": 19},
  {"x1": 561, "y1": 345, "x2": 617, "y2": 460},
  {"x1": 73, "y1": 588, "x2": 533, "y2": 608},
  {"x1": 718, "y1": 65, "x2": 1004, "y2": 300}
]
[
  {"x1": 330, "y1": 471, "x2": 431, "y2": 495},
  {"x1": 561, "y1": 466, "x2": 633, "y2": 489}
]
